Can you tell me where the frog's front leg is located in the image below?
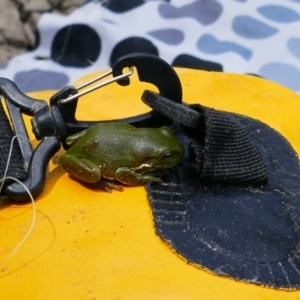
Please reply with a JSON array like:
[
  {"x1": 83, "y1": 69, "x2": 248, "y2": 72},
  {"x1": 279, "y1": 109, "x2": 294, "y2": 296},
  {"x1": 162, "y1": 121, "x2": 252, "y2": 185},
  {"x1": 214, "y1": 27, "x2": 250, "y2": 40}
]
[
  {"x1": 66, "y1": 129, "x2": 88, "y2": 147},
  {"x1": 60, "y1": 154, "x2": 101, "y2": 183},
  {"x1": 114, "y1": 167, "x2": 162, "y2": 186},
  {"x1": 59, "y1": 155, "x2": 123, "y2": 192}
]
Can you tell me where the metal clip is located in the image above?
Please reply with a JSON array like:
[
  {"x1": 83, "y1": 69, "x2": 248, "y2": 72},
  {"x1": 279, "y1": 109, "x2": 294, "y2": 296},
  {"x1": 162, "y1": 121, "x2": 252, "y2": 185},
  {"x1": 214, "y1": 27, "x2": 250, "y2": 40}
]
[{"x1": 59, "y1": 67, "x2": 134, "y2": 104}]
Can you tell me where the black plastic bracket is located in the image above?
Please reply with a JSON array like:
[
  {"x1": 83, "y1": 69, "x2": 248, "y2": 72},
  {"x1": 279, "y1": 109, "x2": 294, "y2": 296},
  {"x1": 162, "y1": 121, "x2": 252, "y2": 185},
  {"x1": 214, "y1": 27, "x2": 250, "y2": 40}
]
[
  {"x1": 0, "y1": 78, "x2": 60, "y2": 202},
  {"x1": 50, "y1": 53, "x2": 183, "y2": 149}
]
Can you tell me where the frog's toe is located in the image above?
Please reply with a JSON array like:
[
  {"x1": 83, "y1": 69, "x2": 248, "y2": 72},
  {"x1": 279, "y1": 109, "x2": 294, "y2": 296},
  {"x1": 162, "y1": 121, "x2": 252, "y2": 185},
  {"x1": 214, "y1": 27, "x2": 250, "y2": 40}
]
[
  {"x1": 143, "y1": 175, "x2": 162, "y2": 183},
  {"x1": 95, "y1": 180, "x2": 124, "y2": 192},
  {"x1": 151, "y1": 177, "x2": 163, "y2": 183}
]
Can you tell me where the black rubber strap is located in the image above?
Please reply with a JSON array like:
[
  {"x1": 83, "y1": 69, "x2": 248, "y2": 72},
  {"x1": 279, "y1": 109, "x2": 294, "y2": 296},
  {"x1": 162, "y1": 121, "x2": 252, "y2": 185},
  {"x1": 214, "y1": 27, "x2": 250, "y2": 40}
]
[
  {"x1": 0, "y1": 101, "x2": 26, "y2": 186},
  {"x1": 142, "y1": 91, "x2": 268, "y2": 186},
  {"x1": 185, "y1": 104, "x2": 268, "y2": 186}
]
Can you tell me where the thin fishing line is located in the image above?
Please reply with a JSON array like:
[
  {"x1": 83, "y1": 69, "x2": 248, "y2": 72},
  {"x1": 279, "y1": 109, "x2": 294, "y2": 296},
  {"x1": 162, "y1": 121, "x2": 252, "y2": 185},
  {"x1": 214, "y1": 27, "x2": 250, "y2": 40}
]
[
  {"x1": 0, "y1": 136, "x2": 36, "y2": 266},
  {"x1": 0, "y1": 177, "x2": 36, "y2": 266}
]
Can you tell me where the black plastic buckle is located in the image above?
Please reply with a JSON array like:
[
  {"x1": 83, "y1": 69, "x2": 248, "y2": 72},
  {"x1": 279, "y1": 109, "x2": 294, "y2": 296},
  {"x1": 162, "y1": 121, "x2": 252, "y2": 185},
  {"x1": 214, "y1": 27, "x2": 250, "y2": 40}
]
[
  {"x1": 0, "y1": 53, "x2": 182, "y2": 202},
  {"x1": 0, "y1": 78, "x2": 61, "y2": 202}
]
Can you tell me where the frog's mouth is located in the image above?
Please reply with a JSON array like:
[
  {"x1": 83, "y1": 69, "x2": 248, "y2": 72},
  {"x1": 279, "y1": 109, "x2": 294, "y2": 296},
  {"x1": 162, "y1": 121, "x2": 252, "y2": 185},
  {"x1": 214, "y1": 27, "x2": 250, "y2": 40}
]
[
  {"x1": 133, "y1": 156, "x2": 173, "y2": 173},
  {"x1": 133, "y1": 156, "x2": 180, "y2": 173},
  {"x1": 132, "y1": 160, "x2": 156, "y2": 172}
]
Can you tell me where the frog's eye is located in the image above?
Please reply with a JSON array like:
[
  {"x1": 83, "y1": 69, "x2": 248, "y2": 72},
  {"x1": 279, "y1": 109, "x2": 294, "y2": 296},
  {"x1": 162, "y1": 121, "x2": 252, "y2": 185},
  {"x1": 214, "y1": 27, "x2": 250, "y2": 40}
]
[{"x1": 162, "y1": 152, "x2": 172, "y2": 161}]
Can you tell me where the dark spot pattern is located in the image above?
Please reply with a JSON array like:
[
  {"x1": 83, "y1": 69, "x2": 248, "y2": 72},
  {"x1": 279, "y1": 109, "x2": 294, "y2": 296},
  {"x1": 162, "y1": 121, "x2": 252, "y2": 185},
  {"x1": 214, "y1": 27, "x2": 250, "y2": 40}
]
[
  {"x1": 197, "y1": 34, "x2": 252, "y2": 60},
  {"x1": 159, "y1": 0, "x2": 223, "y2": 25},
  {"x1": 232, "y1": 16, "x2": 279, "y2": 39},
  {"x1": 51, "y1": 24, "x2": 101, "y2": 68},
  {"x1": 14, "y1": 69, "x2": 70, "y2": 93},
  {"x1": 147, "y1": 29, "x2": 184, "y2": 45},
  {"x1": 110, "y1": 37, "x2": 158, "y2": 65},
  {"x1": 257, "y1": 5, "x2": 300, "y2": 23},
  {"x1": 172, "y1": 54, "x2": 223, "y2": 71},
  {"x1": 102, "y1": 0, "x2": 145, "y2": 13}
]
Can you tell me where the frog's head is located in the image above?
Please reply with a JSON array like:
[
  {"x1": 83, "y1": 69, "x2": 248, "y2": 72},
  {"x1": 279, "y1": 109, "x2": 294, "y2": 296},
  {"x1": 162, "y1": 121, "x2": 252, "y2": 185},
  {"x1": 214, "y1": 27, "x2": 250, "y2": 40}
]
[{"x1": 140, "y1": 126, "x2": 184, "y2": 171}]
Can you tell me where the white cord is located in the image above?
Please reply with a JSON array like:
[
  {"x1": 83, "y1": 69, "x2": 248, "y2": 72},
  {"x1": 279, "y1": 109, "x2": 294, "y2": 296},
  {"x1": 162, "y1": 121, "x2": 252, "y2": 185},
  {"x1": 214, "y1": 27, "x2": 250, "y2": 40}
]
[{"x1": 0, "y1": 136, "x2": 36, "y2": 266}]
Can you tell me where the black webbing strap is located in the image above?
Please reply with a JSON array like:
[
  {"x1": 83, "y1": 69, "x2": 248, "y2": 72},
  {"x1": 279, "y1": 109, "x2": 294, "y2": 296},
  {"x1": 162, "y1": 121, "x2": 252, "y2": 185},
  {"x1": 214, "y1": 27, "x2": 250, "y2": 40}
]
[
  {"x1": 142, "y1": 91, "x2": 268, "y2": 186},
  {"x1": 184, "y1": 104, "x2": 268, "y2": 186},
  {"x1": 0, "y1": 101, "x2": 26, "y2": 186},
  {"x1": 146, "y1": 113, "x2": 300, "y2": 288}
]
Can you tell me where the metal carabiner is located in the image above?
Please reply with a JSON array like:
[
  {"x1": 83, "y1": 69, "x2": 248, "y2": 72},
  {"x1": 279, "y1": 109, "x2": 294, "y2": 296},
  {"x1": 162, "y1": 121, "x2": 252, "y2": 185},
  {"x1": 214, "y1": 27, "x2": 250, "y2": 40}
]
[
  {"x1": 50, "y1": 53, "x2": 183, "y2": 149},
  {"x1": 58, "y1": 67, "x2": 134, "y2": 104}
]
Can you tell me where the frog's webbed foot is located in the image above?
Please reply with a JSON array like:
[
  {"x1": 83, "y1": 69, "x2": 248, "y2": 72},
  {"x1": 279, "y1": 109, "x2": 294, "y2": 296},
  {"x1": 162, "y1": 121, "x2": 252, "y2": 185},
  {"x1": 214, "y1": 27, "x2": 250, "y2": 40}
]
[
  {"x1": 94, "y1": 180, "x2": 124, "y2": 193},
  {"x1": 115, "y1": 167, "x2": 162, "y2": 185}
]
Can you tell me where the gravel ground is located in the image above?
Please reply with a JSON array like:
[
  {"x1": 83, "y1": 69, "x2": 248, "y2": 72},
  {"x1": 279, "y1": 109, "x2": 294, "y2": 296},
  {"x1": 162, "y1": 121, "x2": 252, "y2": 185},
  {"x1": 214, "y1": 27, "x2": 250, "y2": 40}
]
[{"x1": 0, "y1": 0, "x2": 86, "y2": 66}]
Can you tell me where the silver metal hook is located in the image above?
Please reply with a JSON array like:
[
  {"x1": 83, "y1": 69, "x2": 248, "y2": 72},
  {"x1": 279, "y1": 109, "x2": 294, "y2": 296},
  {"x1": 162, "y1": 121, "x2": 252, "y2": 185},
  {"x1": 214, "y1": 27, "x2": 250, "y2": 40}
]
[{"x1": 58, "y1": 67, "x2": 134, "y2": 104}]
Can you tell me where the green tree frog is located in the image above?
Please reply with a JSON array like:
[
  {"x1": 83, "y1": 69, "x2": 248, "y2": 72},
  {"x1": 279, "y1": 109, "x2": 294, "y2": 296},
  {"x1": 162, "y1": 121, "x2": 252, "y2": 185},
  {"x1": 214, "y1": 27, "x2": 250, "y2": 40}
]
[{"x1": 59, "y1": 122, "x2": 184, "y2": 192}]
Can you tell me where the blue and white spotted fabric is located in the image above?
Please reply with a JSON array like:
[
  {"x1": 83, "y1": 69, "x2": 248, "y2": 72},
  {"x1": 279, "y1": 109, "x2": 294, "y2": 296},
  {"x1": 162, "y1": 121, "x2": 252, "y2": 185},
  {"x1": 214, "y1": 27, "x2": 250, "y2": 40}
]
[{"x1": 1, "y1": 0, "x2": 300, "y2": 93}]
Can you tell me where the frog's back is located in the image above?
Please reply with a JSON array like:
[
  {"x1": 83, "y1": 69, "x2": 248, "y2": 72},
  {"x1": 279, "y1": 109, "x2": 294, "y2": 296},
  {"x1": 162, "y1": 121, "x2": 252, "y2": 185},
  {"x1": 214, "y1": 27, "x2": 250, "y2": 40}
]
[
  {"x1": 82, "y1": 122, "x2": 178, "y2": 150},
  {"x1": 83, "y1": 122, "x2": 148, "y2": 146},
  {"x1": 68, "y1": 122, "x2": 182, "y2": 166}
]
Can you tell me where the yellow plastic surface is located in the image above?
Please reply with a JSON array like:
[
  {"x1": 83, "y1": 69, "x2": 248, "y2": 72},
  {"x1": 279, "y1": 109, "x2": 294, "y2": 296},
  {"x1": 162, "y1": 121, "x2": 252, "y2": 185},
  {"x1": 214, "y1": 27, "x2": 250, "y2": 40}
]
[{"x1": 1, "y1": 69, "x2": 300, "y2": 299}]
